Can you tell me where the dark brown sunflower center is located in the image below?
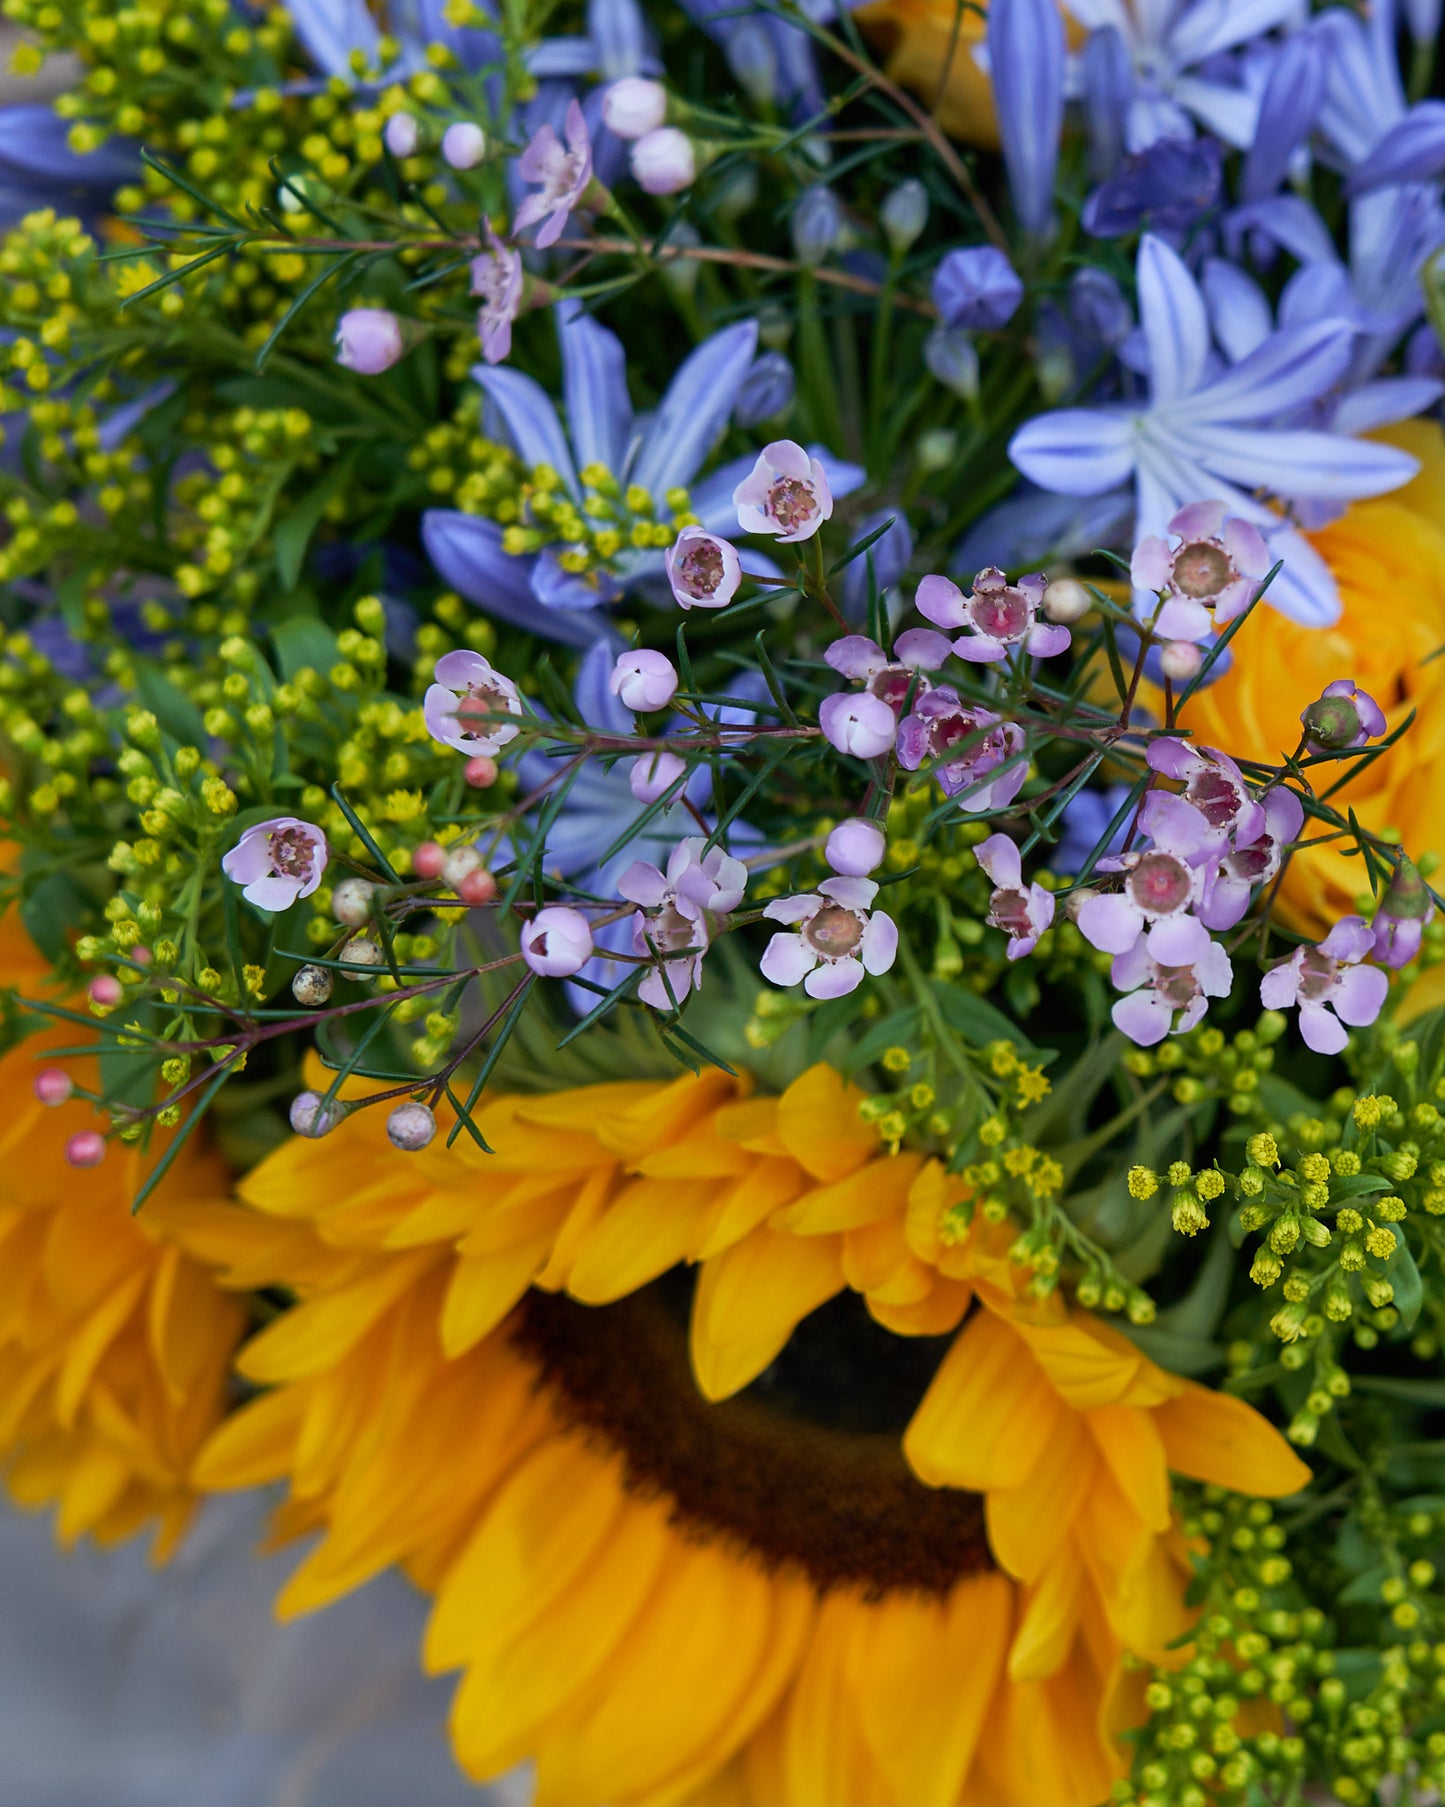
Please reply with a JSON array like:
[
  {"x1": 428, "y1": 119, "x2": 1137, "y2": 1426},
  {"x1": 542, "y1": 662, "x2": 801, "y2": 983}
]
[{"x1": 512, "y1": 1283, "x2": 992, "y2": 1597}]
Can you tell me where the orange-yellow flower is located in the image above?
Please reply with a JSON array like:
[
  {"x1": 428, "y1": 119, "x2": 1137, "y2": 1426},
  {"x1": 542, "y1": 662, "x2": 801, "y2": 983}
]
[
  {"x1": 855, "y1": 0, "x2": 998, "y2": 144},
  {"x1": 186, "y1": 1063, "x2": 1308, "y2": 1806},
  {"x1": 0, "y1": 911, "x2": 246, "y2": 1556}
]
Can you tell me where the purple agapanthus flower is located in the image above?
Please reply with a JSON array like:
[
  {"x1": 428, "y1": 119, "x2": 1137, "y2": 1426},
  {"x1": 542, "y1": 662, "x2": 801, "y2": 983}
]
[
  {"x1": 221, "y1": 817, "x2": 328, "y2": 911},
  {"x1": 1260, "y1": 916, "x2": 1389, "y2": 1054},
  {"x1": 988, "y1": 0, "x2": 1066, "y2": 238},
  {"x1": 760, "y1": 876, "x2": 898, "y2": 999},
  {"x1": 513, "y1": 99, "x2": 593, "y2": 249},
  {"x1": 1009, "y1": 233, "x2": 1419, "y2": 627},
  {"x1": 978, "y1": 833, "x2": 1055, "y2": 961},
  {"x1": 1112, "y1": 913, "x2": 1233, "y2": 1046},
  {"x1": 896, "y1": 690, "x2": 1028, "y2": 811},
  {"x1": 471, "y1": 225, "x2": 523, "y2": 365}
]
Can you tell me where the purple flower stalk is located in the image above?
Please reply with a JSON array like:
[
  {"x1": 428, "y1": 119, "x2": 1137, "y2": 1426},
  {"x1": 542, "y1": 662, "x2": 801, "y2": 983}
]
[
  {"x1": 335, "y1": 308, "x2": 404, "y2": 375},
  {"x1": 915, "y1": 568, "x2": 1070, "y2": 663},
  {"x1": 665, "y1": 527, "x2": 742, "y2": 610},
  {"x1": 618, "y1": 837, "x2": 747, "y2": 1010},
  {"x1": 1260, "y1": 917, "x2": 1388, "y2": 1055},
  {"x1": 222, "y1": 817, "x2": 328, "y2": 911},
  {"x1": 895, "y1": 690, "x2": 1027, "y2": 811},
  {"x1": 1300, "y1": 680, "x2": 1387, "y2": 754},
  {"x1": 734, "y1": 440, "x2": 833, "y2": 544},
  {"x1": 521, "y1": 905, "x2": 595, "y2": 978},
  {"x1": 513, "y1": 99, "x2": 593, "y2": 250},
  {"x1": 1130, "y1": 501, "x2": 1272, "y2": 644},
  {"x1": 423, "y1": 649, "x2": 523, "y2": 755},
  {"x1": 1075, "y1": 791, "x2": 1211, "y2": 955},
  {"x1": 977, "y1": 833, "x2": 1055, "y2": 961},
  {"x1": 471, "y1": 226, "x2": 523, "y2": 366},
  {"x1": 760, "y1": 877, "x2": 899, "y2": 1000},
  {"x1": 1372, "y1": 856, "x2": 1436, "y2": 969},
  {"x1": 1112, "y1": 915, "x2": 1233, "y2": 1047}
]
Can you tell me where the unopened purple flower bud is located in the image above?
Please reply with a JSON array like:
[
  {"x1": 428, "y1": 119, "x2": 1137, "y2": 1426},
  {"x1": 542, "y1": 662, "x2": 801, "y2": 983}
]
[
  {"x1": 924, "y1": 326, "x2": 980, "y2": 401},
  {"x1": 290, "y1": 1090, "x2": 345, "y2": 1138},
  {"x1": 385, "y1": 112, "x2": 419, "y2": 158},
  {"x1": 1301, "y1": 679, "x2": 1387, "y2": 754},
  {"x1": 387, "y1": 1101, "x2": 437, "y2": 1151},
  {"x1": 610, "y1": 648, "x2": 679, "y2": 712},
  {"x1": 603, "y1": 77, "x2": 667, "y2": 140},
  {"x1": 932, "y1": 247, "x2": 1024, "y2": 331},
  {"x1": 826, "y1": 818, "x2": 887, "y2": 877},
  {"x1": 819, "y1": 692, "x2": 897, "y2": 760},
  {"x1": 881, "y1": 179, "x2": 928, "y2": 256},
  {"x1": 442, "y1": 121, "x2": 486, "y2": 170},
  {"x1": 630, "y1": 749, "x2": 687, "y2": 803},
  {"x1": 1373, "y1": 855, "x2": 1435, "y2": 969},
  {"x1": 34, "y1": 1067, "x2": 73, "y2": 1106},
  {"x1": 734, "y1": 352, "x2": 795, "y2": 429},
  {"x1": 522, "y1": 906, "x2": 594, "y2": 977},
  {"x1": 792, "y1": 186, "x2": 842, "y2": 266},
  {"x1": 630, "y1": 127, "x2": 696, "y2": 196},
  {"x1": 335, "y1": 308, "x2": 405, "y2": 375}
]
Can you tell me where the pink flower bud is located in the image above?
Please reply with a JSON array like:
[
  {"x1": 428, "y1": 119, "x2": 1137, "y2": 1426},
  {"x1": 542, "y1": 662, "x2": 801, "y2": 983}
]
[
  {"x1": 335, "y1": 308, "x2": 405, "y2": 375},
  {"x1": 387, "y1": 1101, "x2": 437, "y2": 1151},
  {"x1": 34, "y1": 1067, "x2": 73, "y2": 1106},
  {"x1": 819, "y1": 691, "x2": 897, "y2": 759},
  {"x1": 458, "y1": 867, "x2": 498, "y2": 906},
  {"x1": 602, "y1": 77, "x2": 667, "y2": 140},
  {"x1": 290, "y1": 1091, "x2": 344, "y2": 1138},
  {"x1": 1159, "y1": 640, "x2": 1203, "y2": 682},
  {"x1": 522, "y1": 906, "x2": 594, "y2": 977},
  {"x1": 630, "y1": 749, "x2": 687, "y2": 803},
  {"x1": 610, "y1": 648, "x2": 679, "y2": 712},
  {"x1": 826, "y1": 818, "x2": 887, "y2": 876},
  {"x1": 464, "y1": 755, "x2": 499, "y2": 788},
  {"x1": 631, "y1": 127, "x2": 696, "y2": 196},
  {"x1": 442, "y1": 845, "x2": 482, "y2": 889},
  {"x1": 442, "y1": 121, "x2": 486, "y2": 170},
  {"x1": 88, "y1": 974, "x2": 123, "y2": 1008},
  {"x1": 65, "y1": 1130, "x2": 106, "y2": 1168},
  {"x1": 385, "y1": 112, "x2": 419, "y2": 157},
  {"x1": 412, "y1": 841, "x2": 446, "y2": 880}
]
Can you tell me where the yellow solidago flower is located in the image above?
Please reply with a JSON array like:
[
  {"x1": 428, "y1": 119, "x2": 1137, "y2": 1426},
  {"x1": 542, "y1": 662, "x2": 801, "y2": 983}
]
[
  {"x1": 188, "y1": 1062, "x2": 1307, "y2": 1807},
  {"x1": 0, "y1": 912, "x2": 246, "y2": 1557}
]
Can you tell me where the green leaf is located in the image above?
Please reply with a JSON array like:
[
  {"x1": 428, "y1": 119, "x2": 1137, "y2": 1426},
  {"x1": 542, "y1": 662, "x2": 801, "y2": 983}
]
[
  {"x1": 935, "y1": 981, "x2": 1039, "y2": 1053},
  {"x1": 134, "y1": 658, "x2": 208, "y2": 747},
  {"x1": 18, "y1": 866, "x2": 94, "y2": 964},
  {"x1": 273, "y1": 453, "x2": 358, "y2": 590},
  {"x1": 1384, "y1": 1226, "x2": 1424, "y2": 1331},
  {"x1": 271, "y1": 614, "x2": 341, "y2": 679}
]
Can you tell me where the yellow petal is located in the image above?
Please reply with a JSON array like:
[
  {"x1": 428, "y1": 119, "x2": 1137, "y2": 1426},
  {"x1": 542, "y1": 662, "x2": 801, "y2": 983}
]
[
  {"x1": 778, "y1": 1590, "x2": 896, "y2": 1807},
  {"x1": 566, "y1": 1176, "x2": 718, "y2": 1304},
  {"x1": 771, "y1": 1153, "x2": 921, "y2": 1235},
  {"x1": 713, "y1": 1096, "x2": 786, "y2": 1156},
  {"x1": 984, "y1": 1409, "x2": 1094, "y2": 1583},
  {"x1": 776, "y1": 1065, "x2": 877, "y2": 1182},
  {"x1": 1088, "y1": 1404, "x2": 1172, "y2": 1534},
  {"x1": 55, "y1": 1268, "x2": 148, "y2": 1430},
  {"x1": 695, "y1": 1156, "x2": 808, "y2": 1262},
  {"x1": 237, "y1": 1251, "x2": 437, "y2": 1383},
  {"x1": 842, "y1": 1216, "x2": 933, "y2": 1304},
  {"x1": 867, "y1": 1279, "x2": 972, "y2": 1338},
  {"x1": 1155, "y1": 1383, "x2": 1313, "y2": 1497},
  {"x1": 904, "y1": 1310, "x2": 1062, "y2": 1491},
  {"x1": 193, "y1": 1384, "x2": 307, "y2": 1490},
  {"x1": 594, "y1": 1070, "x2": 740, "y2": 1163},
  {"x1": 690, "y1": 1228, "x2": 844, "y2": 1401},
  {"x1": 1006, "y1": 1311, "x2": 1150, "y2": 1410},
  {"x1": 976, "y1": 1647, "x2": 1126, "y2": 1807},
  {"x1": 1009, "y1": 1559, "x2": 1084, "y2": 1683},
  {"x1": 441, "y1": 1238, "x2": 554, "y2": 1358}
]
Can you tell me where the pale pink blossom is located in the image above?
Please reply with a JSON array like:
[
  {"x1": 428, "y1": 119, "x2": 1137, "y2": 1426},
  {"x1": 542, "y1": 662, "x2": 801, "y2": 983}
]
[
  {"x1": 1130, "y1": 499, "x2": 1271, "y2": 642},
  {"x1": 1075, "y1": 791, "x2": 1210, "y2": 955},
  {"x1": 513, "y1": 100, "x2": 593, "y2": 250},
  {"x1": 665, "y1": 527, "x2": 742, "y2": 610},
  {"x1": 977, "y1": 833, "x2": 1054, "y2": 960},
  {"x1": 610, "y1": 649, "x2": 678, "y2": 712},
  {"x1": 522, "y1": 906, "x2": 594, "y2": 978},
  {"x1": 819, "y1": 692, "x2": 898, "y2": 759},
  {"x1": 222, "y1": 817, "x2": 328, "y2": 911},
  {"x1": 826, "y1": 818, "x2": 886, "y2": 877},
  {"x1": 1111, "y1": 915, "x2": 1233, "y2": 1046},
  {"x1": 471, "y1": 225, "x2": 523, "y2": 365},
  {"x1": 1199, "y1": 786, "x2": 1303, "y2": 934},
  {"x1": 1260, "y1": 917, "x2": 1388, "y2": 1054},
  {"x1": 1146, "y1": 738, "x2": 1265, "y2": 849},
  {"x1": 630, "y1": 749, "x2": 688, "y2": 803},
  {"x1": 824, "y1": 630, "x2": 952, "y2": 714},
  {"x1": 423, "y1": 649, "x2": 523, "y2": 755},
  {"x1": 915, "y1": 568, "x2": 1070, "y2": 663},
  {"x1": 760, "y1": 876, "x2": 898, "y2": 999},
  {"x1": 618, "y1": 837, "x2": 746, "y2": 1010},
  {"x1": 734, "y1": 440, "x2": 833, "y2": 544},
  {"x1": 895, "y1": 688, "x2": 1026, "y2": 811}
]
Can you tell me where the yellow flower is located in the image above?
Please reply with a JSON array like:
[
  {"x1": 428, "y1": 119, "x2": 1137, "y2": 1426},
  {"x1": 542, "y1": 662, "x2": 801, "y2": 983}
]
[
  {"x1": 1167, "y1": 424, "x2": 1445, "y2": 959},
  {"x1": 0, "y1": 913, "x2": 246, "y2": 1556},
  {"x1": 187, "y1": 1064, "x2": 1308, "y2": 1806},
  {"x1": 855, "y1": 0, "x2": 997, "y2": 144}
]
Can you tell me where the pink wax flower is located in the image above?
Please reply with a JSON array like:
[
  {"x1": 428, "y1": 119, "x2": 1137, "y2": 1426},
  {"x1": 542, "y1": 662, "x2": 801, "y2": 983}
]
[
  {"x1": 1075, "y1": 791, "x2": 1211, "y2": 956},
  {"x1": 824, "y1": 630, "x2": 953, "y2": 715},
  {"x1": 1146, "y1": 738, "x2": 1265, "y2": 850},
  {"x1": 825, "y1": 818, "x2": 887, "y2": 877},
  {"x1": 1130, "y1": 499, "x2": 1271, "y2": 642},
  {"x1": 666, "y1": 527, "x2": 742, "y2": 610},
  {"x1": 630, "y1": 749, "x2": 688, "y2": 803},
  {"x1": 610, "y1": 648, "x2": 679, "y2": 712},
  {"x1": 734, "y1": 441, "x2": 833, "y2": 544},
  {"x1": 423, "y1": 649, "x2": 523, "y2": 755},
  {"x1": 222, "y1": 817, "x2": 328, "y2": 911},
  {"x1": 977, "y1": 833, "x2": 1054, "y2": 960},
  {"x1": 915, "y1": 568, "x2": 1070, "y2": 663},
  {"x1": 631, "y1": 128, "x2": 696, "y2": 196},
  {"x1": 618, "y1": 837, "x2": 747, "y2": 1011},
  {"x1": 1111, "y1": 914, "x2": 1233, "y2": 1047},
  {"x1": 1259, "y1": 916, "x2": 1388, "y2": 1055},
  {"x1": 513, "y1": 99, "x2": 593, "y2": 250},
  {"x1": 1300, "y1": 679, "x2": 1387, "y2": 755},
  {"x1": 521, "y1": 906, "x2": 594, "y2": 978},
  {"x1": 895, "y1": 688, "x2": 1027, "y2": 811},
  {"x1": 471, "y1": 225, "x2": 523, "y2": 365},
  {"x1": 760, "y1": 876, "x2": 898, "y2": 1000},
  {"x1": 819, "y1": 691, "x2": 897, "y2": 759},
  {"x1": 602, "y1": 77, "x2": 667, "y2": 140},
  {"x1": 1198, "y1": 785, "x2": 1304, "y2": 933}
]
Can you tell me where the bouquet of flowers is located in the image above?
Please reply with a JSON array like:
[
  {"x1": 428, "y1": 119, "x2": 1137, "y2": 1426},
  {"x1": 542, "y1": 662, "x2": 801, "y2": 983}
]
[{"x1": 4, "y1": 0, "x2": 1445, "y2": 1801}]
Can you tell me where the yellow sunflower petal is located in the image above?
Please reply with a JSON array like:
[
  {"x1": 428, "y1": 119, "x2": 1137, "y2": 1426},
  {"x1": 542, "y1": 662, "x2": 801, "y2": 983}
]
[
  {"x1": 1009, "y1": 1558, "x2": 1085, "y2": 1683},
  {"x1": 236, "y1": 1251, "x2": 437, "y2": 1383},
  {"x1": 192, "y1": 1384, "x2": 307, "y2": 1490},
  {"x1": 904, "y1": 1309, "x2": 1062, "y2": 1491},
  {"x1": 866, "y1": 1279, "x2": 972, "y2": 1337},
  {"x1": 775, "y1": 1065, "x2": 877, "y2": 1182},
  {"x1": 690, "y1": 1228, "x2": 845, "y2": 1401},
  {"x1": 1154, "y1": 1383, "x2": 1313, "y2": 1496},
  {"x1": 1087, "y1": 1403, "x2": 1172, "y2": 1534},
  {"x1": 770, "y1": 1153, "x2": 921, "y2": 1235},
  {"x1": 565, "y1": 1176, "x2": 719, "y2": 1304},
  {"x1": 984, "y1": 1409, "x2": 1095, "y2": 1584}
]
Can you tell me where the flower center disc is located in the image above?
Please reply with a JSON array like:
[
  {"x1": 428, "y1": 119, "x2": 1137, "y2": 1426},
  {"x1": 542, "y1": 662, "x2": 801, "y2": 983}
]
[
  {"x1": 767, "y1": 476, "x2": 817, "y2": 532},
  {"x1": 1129, "y1": 851, "x2": 1192, "y2": 914},
  {"x1": 1172, "y1": 540, "x2": 1233, "y2": 600},
  {"x1": 681, "y1": 542, "x2": 724, "y2": 594},
  {"x1": 511, "y1": 1283, "x2": 992, "y2": 1594},
  {"x1": 805, "y1": 904, "x2": 864, "y2": 959}
]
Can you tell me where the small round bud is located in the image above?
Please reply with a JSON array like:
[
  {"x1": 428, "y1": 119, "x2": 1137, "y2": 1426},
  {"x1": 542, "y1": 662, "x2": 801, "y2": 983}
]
[
  {"x1": 1041, "y1": 578, "x2": 1091, "y2": 625},
  {"x1": 335, "y1": 308, "x2": 404, "y2": 375},
  {"x1": 610, "y1": 648, "x2": 679, "y2": 712},
  {"x1": 601, "y1": 76, "x2": 667, "y2": 141},
  {"x1": 384, "y1": 112, "x2": 418, "y2": 157},
  {"x1": 464, "y1": 755, "x2": 499, "y2": 789},
  {"x1": 34, "y1": 1067, "x2": 73, "y2": 1106},
  {"x1": 332, "y1": 877, "x2": 378, "y2": 926},
  {"x1": 880, "y1": 178, "x2": 928, "y2": 255},
  {"x1": 630, "y1": 749, "x2": 687, "y2": 804},
  {"x1": 65, "y1": 1130, "x2": 106, "y2": 1168},
  {"x1": 387, "y1": 1101, "x2": 437, "y2": 1151},
  {"x1": 522, "y1": 906, "x2": 594, "y2": 977},
  {"x1": 442, "y1": 845, "x2": 482, "y2": 889},
  {"x1": 412, "y1": 840, "x2": 446, "y2": 880},
  {"x1": 458, "y1": 867, "x2": 498, "y2": 906},
  {"x1": 341, "y1": 936, "x2": 384, "y2": 967},
  {"x1": 442, "y1": 121, "x2": 486, "y2": 170},
  {"x1": 89, "y1": 974, "x2": 123, "y2": 1007},
  {"x1": 291, "y1": 963, "x2": 335, "y2": 1006},
  {"x1": 631, "y1": 127, "x2": 696, "y2": 196},
  {"x1": 289, "y1": 1090, "x2": 344, "y2": 1137},
  {"x1": 1159, "y1": 639, "x2": 1203, "y2": 682},
  {"x1": 825, "y1": 818, "x2": 886, "y2": 877}
]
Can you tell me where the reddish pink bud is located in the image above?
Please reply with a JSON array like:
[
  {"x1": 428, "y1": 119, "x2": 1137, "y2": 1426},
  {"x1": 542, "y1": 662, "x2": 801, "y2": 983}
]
[
  {"x1": 463, "y1": 755, "x2": 499, "y2": 789},
  {"x1": 88, "y1": 975, "x2": 123, "y2": 1008},
  {"x1": 128, "y1": 945, "x2": 152, "y2": 966},
  {"x1": 65, "y1": 1130, "x2": 106, "y2": 1168},
  {"x1": 34, "y1": 1067, "x2": 73, "y2": 1106},
  {"x1": 458, "y1": 868, "x2": 498, "y2": 906},
  {"x1": 412, "y1": 840, "x2": 447, "y2": 880}
]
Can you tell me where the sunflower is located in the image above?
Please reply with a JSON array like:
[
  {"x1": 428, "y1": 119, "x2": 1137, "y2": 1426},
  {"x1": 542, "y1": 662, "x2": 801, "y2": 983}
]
[
  {"x1": 189, "y1": 1061, "x2": 1309, "y2": 1805},
  {"x1": 0, "y1": 911, "x2": 247, "y2": 1556}
]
